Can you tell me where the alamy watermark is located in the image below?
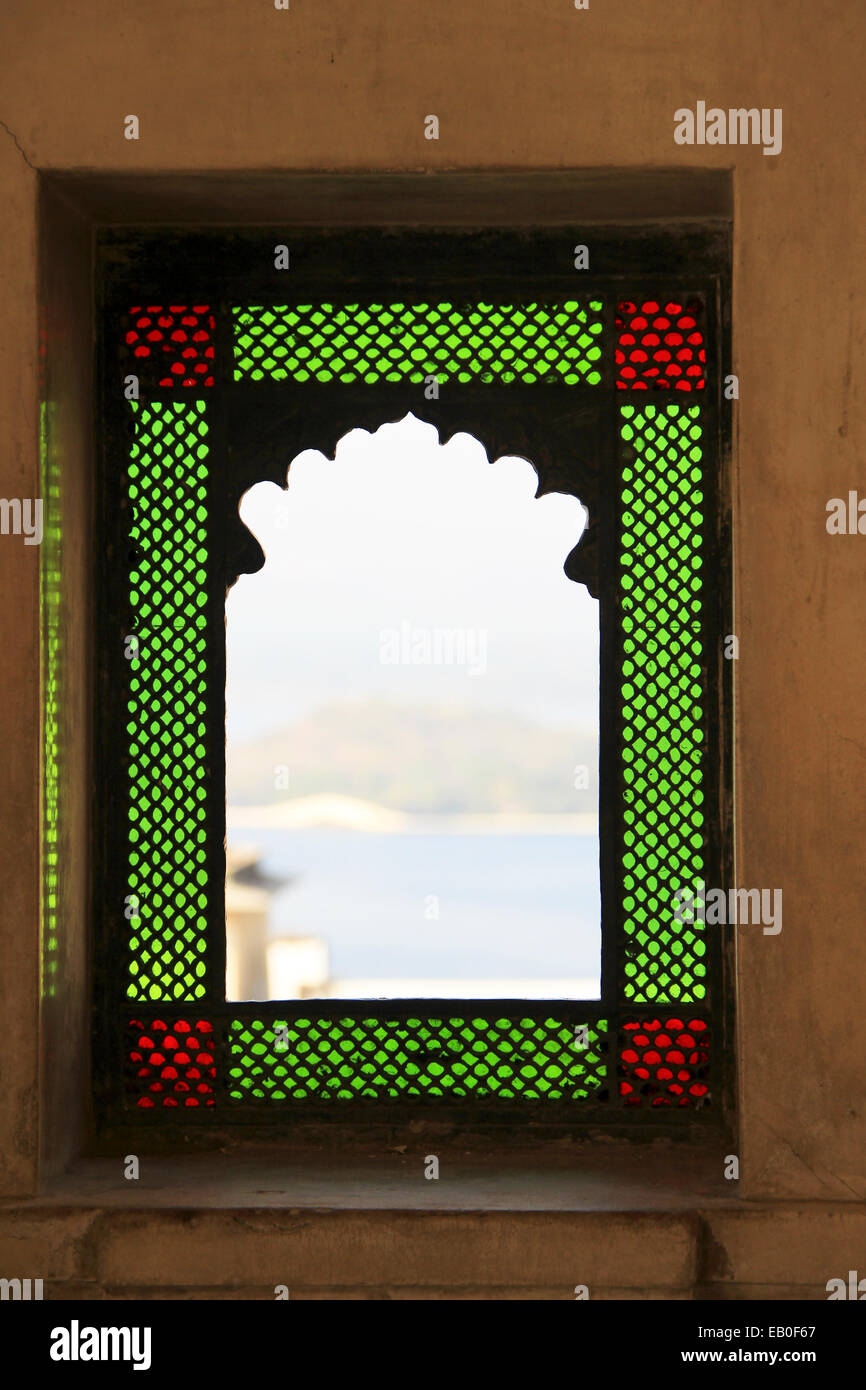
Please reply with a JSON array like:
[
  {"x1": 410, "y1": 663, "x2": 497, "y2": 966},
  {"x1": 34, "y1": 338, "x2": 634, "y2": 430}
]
[
  {"x1": 674, "y1": 103, "x2": 782, "y2": 156},
  {"x1": 50, "y1": 1321, "x2": 151, "y2": 1370},
  {"x1": 673, "y1": 880, "x2": 782, "y2": 935},
  {"x1": 826, "y1": 492, "x2": 866, "y2": 534},
  {"x1": 827, "y1": 1270, "x2": 866, "y2": 1300},
  {"x1": 0, "y1": 497, "x2": 42, "y2": 545},
  {"x1": 379, "y1": 620, "x2": 487, "y2": 675},
  {"x1": 0, "y1": 1277, "x2": 43, "y2": 1300}
]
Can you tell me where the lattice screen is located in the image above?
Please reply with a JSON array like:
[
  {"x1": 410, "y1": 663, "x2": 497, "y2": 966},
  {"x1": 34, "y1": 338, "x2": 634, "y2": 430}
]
[
  {"x1": 126, "y1": 1017, "x2": 217, "y2": 1108},
  {"x1": 227, "y1": 1017, "x2": 608, "y2": 1104},
  {"x1": 615, "y1": 298, "x2": 706, "y2": 391},
  {"x1": 618, "y1": 402, "x2": 707, "y2": 1004},
  {"x1": 106, "y1": 273, "x2": 721, "y2": 1116},
  {"x1": 125, "y1": 306, "x2": 216, "y2": 389},
  {"x1": 619, "y1": 1016, "x2": 709, "y2": 1107},
  {"x1": 233, "y1": 302, "x2": 605, "y2": 385},
  {"x1": 126, "y1": 401, "x2": 211, "y2": 1001}
]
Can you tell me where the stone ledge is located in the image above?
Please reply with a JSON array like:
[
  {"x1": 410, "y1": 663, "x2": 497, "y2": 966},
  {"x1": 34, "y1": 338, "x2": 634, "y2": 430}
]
[
  {"x1": 0, "y1": 1203, "x2": 863, "y2": 1298},
  {"x1": 0, "y1": 1209, "x2": 97, "y2": 1280},
  {"x1": 702, "y1": 1207, "x2": 866, "y2": 1288},
  {"x1": 93, "y1": 1209, "x2": 698, "y2": 1289},
  {"x1": 39, "y1": 1283, "x2": 697, "y2": 1301},
  {"x1": 16, "y1": 1144, "x2": 735, "y2": 1211}
]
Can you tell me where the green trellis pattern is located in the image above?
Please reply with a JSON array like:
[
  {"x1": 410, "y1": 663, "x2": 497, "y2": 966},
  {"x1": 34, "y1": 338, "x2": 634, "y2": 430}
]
[
  {"x1": 126, "y1": 401, "x2": 210, "y2": 1001},
  {"x1": 41, "y1": 402, "x2": 61, "y2": 1001},
  {"x1": 228, "y1": 1017, "x2": 608, "y2": 1103},
  {"x1": 619, "y1": 402, "x2": 707, "y2": 1004},
  {"x1": 233, "y1": 302, "x2": 605, "y2": 385},
  {"x1": 117, "y1": 301, "x2": 717, "y2": 1105}
]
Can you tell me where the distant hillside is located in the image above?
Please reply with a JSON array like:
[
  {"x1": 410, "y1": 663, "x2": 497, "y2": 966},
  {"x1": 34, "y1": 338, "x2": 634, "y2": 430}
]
[{"x1": 227, "y1": 699, "x2": 597, "y2": 814}]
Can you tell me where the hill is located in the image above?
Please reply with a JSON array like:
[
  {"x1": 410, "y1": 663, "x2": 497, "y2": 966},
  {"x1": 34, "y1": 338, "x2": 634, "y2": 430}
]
[{"x1": 227, "y1": 699, "x2": 597, "y2": 815}]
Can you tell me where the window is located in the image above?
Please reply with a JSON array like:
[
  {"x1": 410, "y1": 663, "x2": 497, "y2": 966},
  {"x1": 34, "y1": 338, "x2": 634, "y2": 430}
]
[
  {"x1": 95, "y1": 226, "x2": 731, "y2": 1125},
  {"x1": 224, "y1": 418, "x2": 601, "y2": 1002}
]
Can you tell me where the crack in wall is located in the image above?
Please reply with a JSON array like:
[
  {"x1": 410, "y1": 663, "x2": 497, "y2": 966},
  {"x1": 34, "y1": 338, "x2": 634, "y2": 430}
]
[{"x1": 0, "y1": 116, "x2": 36, "y2": 171}]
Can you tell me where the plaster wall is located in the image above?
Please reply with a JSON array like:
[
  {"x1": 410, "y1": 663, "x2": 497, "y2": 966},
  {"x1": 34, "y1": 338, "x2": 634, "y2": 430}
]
[{"x1": 0, "y1": 1, "x2": 864, "y2": 1242}]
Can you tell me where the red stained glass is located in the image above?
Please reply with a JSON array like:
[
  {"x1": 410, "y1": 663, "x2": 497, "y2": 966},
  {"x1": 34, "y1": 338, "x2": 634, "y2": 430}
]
[
  {"x1": 126, "y1": 1018, "x2": 217, "y2": 1108},
  {"x1": 125, "y1": 306, "x2": 215, "y2": 389},
  {"x1": 615, "y1": 299, "x2": 706, "y2": 391},
  {"x1": 618, "y1": 1017, "x2": 710, "y2": 1107}
]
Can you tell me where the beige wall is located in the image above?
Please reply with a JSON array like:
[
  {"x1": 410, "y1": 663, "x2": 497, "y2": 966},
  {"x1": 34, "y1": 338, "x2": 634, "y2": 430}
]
[{"x1": 0, "y1": 1, "x2": 864, "y2": 1226}]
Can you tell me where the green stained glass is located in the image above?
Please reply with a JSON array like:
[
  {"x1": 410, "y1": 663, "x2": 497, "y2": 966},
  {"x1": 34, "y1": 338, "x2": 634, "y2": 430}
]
[
  {"x1": 233, "y1": 302, "x2": 604, "y2": 385},
  {"x1": 228, "y1": 1017, "x2": 607, "y2": 1103},
  {"x1": 619, "y1": 402, "x2": 706, "y2": 1004},
  {"x1": 41, "y1": 401, "x2": 61, "y2": 1000},
  {"x1": 126, "y1": 401, "x2": 210, "y2": 1002}
]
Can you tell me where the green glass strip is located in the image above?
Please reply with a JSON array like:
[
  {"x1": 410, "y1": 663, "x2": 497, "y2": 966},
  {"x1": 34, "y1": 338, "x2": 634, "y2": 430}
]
[
  {"x1": 41, "y1": 401, "x2": 60, "y2": 1000},
  {"x1": 228, "y1": 1018, "x2": 608, "y2": 1102},
  {"x1": 619, "y1": 402, "x2": 706, "y2": 1004},
  {"x1": 126, "y1": 401, "x2": 210, "y2": 1002},
  {"x1": 233, "y1": 302, "x2": 604, "y2": 385}
]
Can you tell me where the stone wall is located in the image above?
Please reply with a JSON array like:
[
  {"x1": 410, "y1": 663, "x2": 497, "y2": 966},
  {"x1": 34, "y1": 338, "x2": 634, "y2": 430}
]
[{"x1": 0, "y1": 0, "x2": 863, "y2": 1295}]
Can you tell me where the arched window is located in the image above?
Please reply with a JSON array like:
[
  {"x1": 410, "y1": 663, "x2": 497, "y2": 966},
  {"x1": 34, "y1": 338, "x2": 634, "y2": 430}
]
[
  {"x1": 96, "y1": 226, "x2": 729, "y2": 1124},
  {"x1": 224, "y1": 416, "x2": 599, "y2": 1003}
]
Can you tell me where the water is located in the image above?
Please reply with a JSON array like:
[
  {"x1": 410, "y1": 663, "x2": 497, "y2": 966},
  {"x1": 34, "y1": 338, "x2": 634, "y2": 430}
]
[{"x1": 229, "y1": 828, "x2": 601, "y2": 992}]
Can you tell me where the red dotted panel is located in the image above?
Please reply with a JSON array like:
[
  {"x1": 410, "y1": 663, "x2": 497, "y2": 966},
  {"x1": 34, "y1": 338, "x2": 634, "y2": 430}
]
[
  {"x1": 616, "y1": 299, "x2": 706, "y2": 391},
  {"x1": 125, "y1": 306, "x2": 215, "y2": 388},
  {"x1": 126, "y1": 1018, "x2": 217, "y2": 1108},
  {"x1": 618, "y1": 1017, "x2": 710, "y2": 1107}
]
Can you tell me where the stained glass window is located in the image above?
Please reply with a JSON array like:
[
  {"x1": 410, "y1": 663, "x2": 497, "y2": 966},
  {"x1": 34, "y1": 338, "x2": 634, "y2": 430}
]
[
  {"x1": 126, "y1": 401, "x2": 210, "y2": 1002},
  {"x1": 619, "y1": 402, "x2": 707, "y2": 1005},
  {"x1": 94, "y1": 229, "x2": 729, "y2": 1123},
  {"x1": 234, "y1": 302, "x2": 604, "y2": 385}
]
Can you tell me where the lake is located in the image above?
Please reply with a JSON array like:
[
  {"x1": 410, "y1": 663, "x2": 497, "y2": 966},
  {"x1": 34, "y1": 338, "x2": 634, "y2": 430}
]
[{"x1": 228, "y1": 827, "x2": 601, "y2": 996}]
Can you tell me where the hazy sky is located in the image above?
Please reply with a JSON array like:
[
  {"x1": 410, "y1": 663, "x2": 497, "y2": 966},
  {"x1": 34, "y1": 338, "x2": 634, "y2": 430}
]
[{"x1": 226, "y1": 414, "x2": 599, "y2": 744}]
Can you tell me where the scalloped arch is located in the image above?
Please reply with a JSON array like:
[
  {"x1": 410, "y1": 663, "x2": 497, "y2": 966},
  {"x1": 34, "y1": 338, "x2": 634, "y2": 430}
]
[{"x1": 224, "y1": 391, "x2": 602, "y2": 597}]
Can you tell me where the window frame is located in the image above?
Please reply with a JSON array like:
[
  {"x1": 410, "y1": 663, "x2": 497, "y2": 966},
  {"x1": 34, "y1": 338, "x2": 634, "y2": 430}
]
[{"x1": 93, "y1": 223, "x2": 734, "y2": 1134}]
